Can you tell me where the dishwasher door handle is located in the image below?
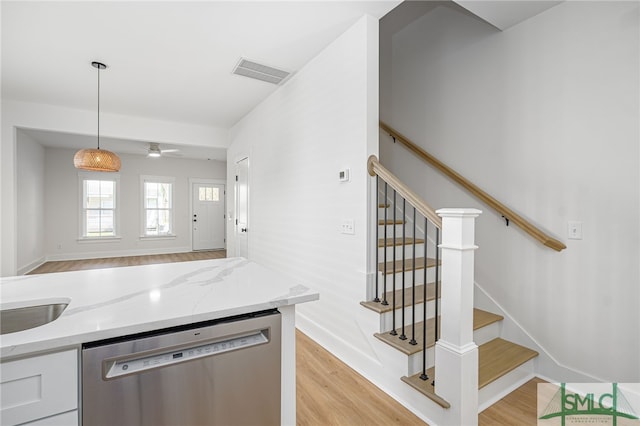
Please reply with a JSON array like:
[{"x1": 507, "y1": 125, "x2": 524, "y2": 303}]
[{"x1": 103, "y1": 329, "x2": 269, "y2": 380}]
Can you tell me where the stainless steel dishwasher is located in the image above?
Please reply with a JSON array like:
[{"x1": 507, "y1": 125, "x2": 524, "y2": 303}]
[{"x1": 81, "y1": 309, "x2": 281, "y2": 426}]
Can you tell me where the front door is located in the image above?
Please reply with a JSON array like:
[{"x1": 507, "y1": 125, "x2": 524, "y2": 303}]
[
  {"x1": 192, "y1": 183, "x2": 225, "y2": 251},
  {"x1": 235, "y1": 157, "x2": 249, "y2": 258}
]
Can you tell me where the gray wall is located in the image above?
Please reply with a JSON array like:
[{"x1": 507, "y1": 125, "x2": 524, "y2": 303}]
[
  {"x1": 16, "y1": 131, "x2": 46, "y2": 274},
  {"x1": 381, "y1": 1, "x2": 639, "y2": 382},
  {"x1": 16, "y1": 144, "x2": 226, "y2": 269}
]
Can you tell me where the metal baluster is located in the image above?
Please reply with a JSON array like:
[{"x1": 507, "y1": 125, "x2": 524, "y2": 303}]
[
  {"x1": 374, "y1": 176, "x2": 380, "y2": 302},
  {"x1": 390, "y1": 190, "x2": 397, "y2": 336},
  {"x1": 409, "y1": 207, "x2": 417, "y2": 345},
  {"x1": 420, "y1": 216, "x2": 429, "y2": 380},
  {"x1": 382, "y1": 182, "x2": 389, "y2": 305},
  {"x1": 400, "y1": 198, "x2": 407, "y2": 341}
]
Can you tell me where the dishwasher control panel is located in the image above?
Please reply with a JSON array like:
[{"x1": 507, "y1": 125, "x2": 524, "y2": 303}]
[{"x1": 105, "y1": 330, "x2": 268, "y2": 379}]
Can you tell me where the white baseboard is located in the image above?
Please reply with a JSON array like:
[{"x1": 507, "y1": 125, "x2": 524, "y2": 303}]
[
  {"x1": 17, "y1": 256, "x2": 46, "y2": 275},
  {"x1": 45, "y1": 246, "x2": 192, "y2": 262}
]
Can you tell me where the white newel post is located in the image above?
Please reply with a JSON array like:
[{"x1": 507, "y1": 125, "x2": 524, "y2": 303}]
[{"x1": 434, "y1": 208, "x2": 482, "y2": 426}]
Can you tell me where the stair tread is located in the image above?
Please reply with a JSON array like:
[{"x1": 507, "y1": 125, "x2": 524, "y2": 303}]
[
  {"x1": 401, "y1": 368, "x2": 450, "y2": 408},
  {"x1": 378, "y1": 219, "x2": 404, "y2": 225},
  {"x1": 402, "y1": 338, "x2": 538, "y2": 403},
  {"x1": 378, "y1": 203, "x2": 390, "y2": 208},
  {"x1": 360, "y1": 282, "x2": 439, "y2": 314},
  {"x1": 377, "y1": 238, "x2": 425, "y2": 247},
  {"x1": 474, "y1": 309, "x2": 504, "y2": 329},
  {"x1": 378, "y1": 257, "x2": 438, "y2": 274},
  {"x1": 374, "y1": 309, "x2": 503, "y2": 355},
  {"x1": 478, "y1": 338, "x2": 538, "y2": 389}
]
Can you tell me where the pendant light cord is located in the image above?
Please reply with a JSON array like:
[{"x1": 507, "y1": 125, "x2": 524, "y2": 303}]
[{"x1": 97, "y1": 65, "x2": 101, "y2": 150}]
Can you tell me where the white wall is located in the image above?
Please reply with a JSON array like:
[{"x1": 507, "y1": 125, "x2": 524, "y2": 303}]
[
  {"x1": 381, "y1": 1, "x2": 639, "y2": 382},
  {"x1": 42, "y1": 147, "x2": 225, "y2": 261},
  {"x1": 16, "y1": 131, "x2": 45, "y2": 274},
  {"x1": 227, "y1": 14, "x2": 380, "y2": 372},
  {"x1": 1, "y1": 99, "x2": 229, "y2": 276}
]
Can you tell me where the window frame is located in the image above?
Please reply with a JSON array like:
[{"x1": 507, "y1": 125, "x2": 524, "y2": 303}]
[
  {"x1": 140, "y1": 175, "x2": 176, "y2": 239},
  {"x1": 78, "y1": 172, "x2": 121, "y2": 241}
]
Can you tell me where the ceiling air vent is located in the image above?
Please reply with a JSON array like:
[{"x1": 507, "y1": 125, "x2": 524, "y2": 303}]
[{"x1": 232, "y1": 58, "x2": 291, "y2": 85}]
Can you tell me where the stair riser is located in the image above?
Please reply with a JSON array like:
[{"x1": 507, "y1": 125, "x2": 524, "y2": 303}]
[
  {"x1": 379, "y1": 300, "x2": 439, "y2": 330},
  {"x1": 478, "y1": 359, "x2": 536, "y2": 412},
  {"x1": 369, "y1": 334, "x2": 416, "y2": 379},
  {"x1": 473, "y1": 322, "x2": 501, "y2": 346},
  {"x1": 378, "y1": 222, "x2": 435, "y2": 239},
  {"x1": 377, "y1": 207, "x2": 433, "y2": 228},
  {"x1": 407, "y1": 347, "x2": 435, "y2": 376},
  {"x1": 378, "y1": 224, "x2": 419, "y2": 237},
  {"x1": 377, "y1": 270, "x2": 437, "y2": 288},
  {"x1": 378, "y1": 244, "x2": 425, "y2": 261}
]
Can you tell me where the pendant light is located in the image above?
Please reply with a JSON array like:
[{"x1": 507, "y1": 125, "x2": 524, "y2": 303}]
[{"x1": 73, "y1": 61, "x2": 121, "y2": 172}]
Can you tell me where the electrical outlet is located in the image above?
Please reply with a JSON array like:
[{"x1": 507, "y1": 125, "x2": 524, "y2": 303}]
[
  {"x1": 568, "y1": 221, "x2": 583, "y2": 240},
  {"x1": 340, "y1": 219, "x2": 355, "y2": 235}
]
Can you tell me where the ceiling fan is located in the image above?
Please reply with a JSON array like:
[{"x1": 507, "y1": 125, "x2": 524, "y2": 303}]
[{"x1": 147, "y1": 142, "x2": 181, "y2": 158}]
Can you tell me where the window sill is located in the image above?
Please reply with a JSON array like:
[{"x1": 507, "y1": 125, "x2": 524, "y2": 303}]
[
  {"x1": 139, "y1": 234, "x2": 177, "y2": 241},
  {"x1": 77, "y1": 236, "x2": 122, "y2": 243}
]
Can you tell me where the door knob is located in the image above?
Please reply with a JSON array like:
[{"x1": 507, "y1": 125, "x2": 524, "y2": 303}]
[
  {"x1": 193, "y1": 219, "x2": 197, "y2": 222},
  {"x1": 241, "y1": 228, "x2": 247, "y2": 232}
]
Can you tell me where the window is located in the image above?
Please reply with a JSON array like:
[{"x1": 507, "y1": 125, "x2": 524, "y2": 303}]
[
  {"x1": 142, "y1": 176, "x2": 174, "y2": 237},
  {"x1": 80, "y1": 174, "x2": 119, "y2": 238},
  {"x1": 198, "y1": 186, "x2": 220, "y2": 202}
]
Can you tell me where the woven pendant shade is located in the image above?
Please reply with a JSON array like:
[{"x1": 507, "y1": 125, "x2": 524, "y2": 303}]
[
  {"x1": 74, "y1": 148, "x2": 121, "y2": 172},
  {"x1": 74, "y1": 61, "x2": 121, "y2": 172}
]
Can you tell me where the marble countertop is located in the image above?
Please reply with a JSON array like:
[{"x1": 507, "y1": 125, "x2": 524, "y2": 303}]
[{"x1": 0, "y1": 257, "x2": 319, "y2": 359}]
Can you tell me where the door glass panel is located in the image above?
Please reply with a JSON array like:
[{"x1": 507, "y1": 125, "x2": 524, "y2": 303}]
[{"x1": 198, "y1": 186, "x2": 220, "y2": 202}]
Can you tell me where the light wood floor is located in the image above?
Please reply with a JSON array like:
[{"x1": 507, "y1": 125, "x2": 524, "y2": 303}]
[
  {"x1": 297, "y1": 329, "x2": 425, "y2": 425},
  {"x1": 27, "y1": 250, "x2": 226, "y2": 274},
  {"x1": 479, "y1": 377, "x2": 546, "y2": 425},
  {"x1": 30, "y1": 252, "x2": 542, "y2": 425}
]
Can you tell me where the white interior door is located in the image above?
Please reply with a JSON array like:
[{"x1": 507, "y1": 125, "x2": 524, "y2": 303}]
[
  {"x1": 235, "y1": 158, "x2": 249, "y2": 258},
  {"x1": 192, "y1": 183, "x2": 225, "y2": 251}
]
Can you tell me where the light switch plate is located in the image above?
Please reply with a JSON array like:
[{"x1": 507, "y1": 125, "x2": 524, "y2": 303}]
[
  {"x1": 340, "y1": 219, "x2": 355, "y2": 235},
  {"x1": 568, "y1": 221, "x2": 583, "y2": 240}
]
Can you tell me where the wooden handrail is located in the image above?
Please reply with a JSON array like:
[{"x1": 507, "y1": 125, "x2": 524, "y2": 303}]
[
  {"x1": 379, "y1": 121, "x2": 566, "y2": 252},
  {"x1": 368, "y1": 155, "x2": 442, "y2": 229}
]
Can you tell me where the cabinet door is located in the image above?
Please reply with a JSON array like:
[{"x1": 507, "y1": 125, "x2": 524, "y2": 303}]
[{"x1": 0, "y1": 349, "x2": 78, "y2": 426}]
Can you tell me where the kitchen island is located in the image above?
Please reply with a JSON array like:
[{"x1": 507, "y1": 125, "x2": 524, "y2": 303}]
[{"x1": 0, "y1": 257, "x2": 319, "y2": 425}]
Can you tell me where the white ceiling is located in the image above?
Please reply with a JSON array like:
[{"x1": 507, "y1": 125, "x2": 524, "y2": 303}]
[
  {"x1": 2, "y1": 0, "x2": 400, "y2": 158},
  {"x1": 18, "y1": 127, "x2": 229, "y2": 161}
]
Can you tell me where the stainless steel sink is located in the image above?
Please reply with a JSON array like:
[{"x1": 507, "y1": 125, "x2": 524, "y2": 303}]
[{"x1": 1, "y1": 302, "x2": 68, "y2": 335}]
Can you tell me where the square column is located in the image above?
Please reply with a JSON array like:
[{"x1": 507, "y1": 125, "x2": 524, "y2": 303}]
[{"x1": 434, "y1": 208, "x2": 481, "y2": 426}]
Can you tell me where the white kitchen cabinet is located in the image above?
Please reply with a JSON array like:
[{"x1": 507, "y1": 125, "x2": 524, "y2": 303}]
[
  {"x1": 0, "y1": 349, "x2": 78, "y2": 426},
  {"x1": 24, "y1": 410, "x2": 78, "y2": 425}
]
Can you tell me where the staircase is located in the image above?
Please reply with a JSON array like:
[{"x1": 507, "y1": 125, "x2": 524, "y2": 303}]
[{"x1": 362, "y1": 156, "x2": 539, "y2": 422}]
